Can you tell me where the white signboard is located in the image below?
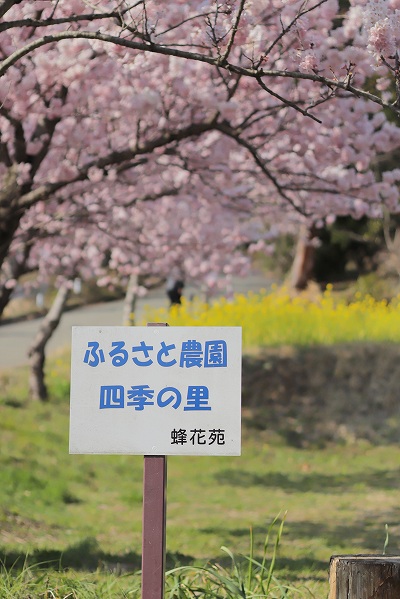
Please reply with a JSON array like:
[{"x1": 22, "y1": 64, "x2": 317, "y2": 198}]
[{"x1": 69, "y1": 326, "x2": 241, "y2": 456}]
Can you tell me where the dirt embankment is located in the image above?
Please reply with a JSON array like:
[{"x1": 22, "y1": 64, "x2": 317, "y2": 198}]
[{"x1": 242, "y1": 343, "x2": 400, "y2": 446}]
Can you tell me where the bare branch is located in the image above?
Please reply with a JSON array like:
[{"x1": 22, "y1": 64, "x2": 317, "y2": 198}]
[
  {"x1": 0, "y1": 29, "x2": 218, "y2": 78},
  {"x1": 155, "y1": 12, "x2": 213, "y2": 38},
  {"x1": 215, "y1": 121, "x2": 308, "y2": 216},
  {"x1": 0, "y1": 0, "x2": 22, "y2": 19},
  {"x1": 256, "y1": 76, "x2": 323, "y2": 123},
  {"x1": 0, "y1": 11, "x2": 129, "y2": 33},
  {"x1": 219, "y1": 0, "x2": 246, "y2": 66},
  {"x1": 0, "y1": 24, "x2": 399, "y2": 116},
  {"x1": 263, "y1": 0, "x2": 329, "y2": 61}
]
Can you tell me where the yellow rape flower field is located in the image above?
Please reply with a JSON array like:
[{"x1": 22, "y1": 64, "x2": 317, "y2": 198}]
[{"x1": 144, "y1": 286, "x2": 400, "y2": 348}]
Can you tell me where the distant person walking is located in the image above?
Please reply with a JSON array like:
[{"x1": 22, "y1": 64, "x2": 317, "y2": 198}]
[{"x1": 166, "y1": 279, "x2": 184, "y2": 306}]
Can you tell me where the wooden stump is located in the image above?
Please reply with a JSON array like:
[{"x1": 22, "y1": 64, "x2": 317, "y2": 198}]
[{"x1": 329, "y1": 555, "x2": 400, "y2": 599}]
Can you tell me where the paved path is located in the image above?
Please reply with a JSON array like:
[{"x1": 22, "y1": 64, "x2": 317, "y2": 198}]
[{"x1": 0, "y1": 271, "x2": 270, "y2": 369}]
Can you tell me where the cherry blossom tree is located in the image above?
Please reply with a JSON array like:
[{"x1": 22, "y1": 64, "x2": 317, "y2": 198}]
[
  {"x1": 22, "y1": 179, "x2": 263, "y2": 399},
  {"x1": 1, "y1": 0, "x2": 400, "y2": 323}
]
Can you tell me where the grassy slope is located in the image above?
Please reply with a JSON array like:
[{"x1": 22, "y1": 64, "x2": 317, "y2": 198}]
[{"x1": 1, "y1": 355, "x2": 400, "y2": 598}]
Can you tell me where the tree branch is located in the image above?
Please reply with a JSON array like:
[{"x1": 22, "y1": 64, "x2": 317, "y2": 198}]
[
  {"x1": 0, "y1": 0, "x2": 22, "y2": 19},
  {"x1": 256, "y1": 76, "x2": 322, "y2": 123},
  {"x1": 1, "y1": 28, "x2": 397, "y2": 116},
  {"x1": 218, "y1": 0, "x2": 246, "y2": 66},
  {"x1": 0, "y1": 11, "x2": 129, "y2": 33},
  {"x1": 263, "y1": 0, "x2": 329, "y2": 60},
  {"x1": 215, "y1": 121, "x2": 308, "y2": 216},
  {"x1": 16, "y1": 118, "x2": 219, "y2": 210}
]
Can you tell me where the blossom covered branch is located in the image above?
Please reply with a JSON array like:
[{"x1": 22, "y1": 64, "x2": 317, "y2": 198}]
[{"x1": 0, "y1": 1, "x2": 400, "y2": 112}]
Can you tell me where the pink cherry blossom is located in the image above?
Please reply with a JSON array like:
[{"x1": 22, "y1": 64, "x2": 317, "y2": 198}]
[{"x1": 0, "y1": 0, "x2": 400, "y2": 323}]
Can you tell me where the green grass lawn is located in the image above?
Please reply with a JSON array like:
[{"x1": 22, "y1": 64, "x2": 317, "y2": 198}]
[{"x1": 1, "y1": 358, "x2": 400, "y2": 597}]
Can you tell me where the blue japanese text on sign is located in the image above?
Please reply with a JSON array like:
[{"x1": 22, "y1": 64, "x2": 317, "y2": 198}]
[{"x1": 69, "y1": 326, "x2": 242, "y2": 456}]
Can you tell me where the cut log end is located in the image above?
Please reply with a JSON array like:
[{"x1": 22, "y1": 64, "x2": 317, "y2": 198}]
[{"x1": 329, "y1": 555, "x2": 400, "y2": 599}]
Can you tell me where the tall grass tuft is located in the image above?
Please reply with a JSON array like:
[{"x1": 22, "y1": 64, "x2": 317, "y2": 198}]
[
  {"x1": 0, "y1": 560, "x2": 139, "y2": 599},
  {"x1": 0, "y1": 518, "x2": 310, "y2": 598},
  {"x1": 165, "y1": 514, "x2": 309, "y2": 598}
]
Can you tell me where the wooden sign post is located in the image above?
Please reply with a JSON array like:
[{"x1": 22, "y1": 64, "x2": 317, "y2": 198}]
[
  {"x1": 69, "y1": 324, "x2": 242, "y2": 599},
  {"x1": 141, "y1": 323, "x2": 168, "y2": 599},
  {"x1": 141, "y1": 455, "x2": 167, "y2": 599}
]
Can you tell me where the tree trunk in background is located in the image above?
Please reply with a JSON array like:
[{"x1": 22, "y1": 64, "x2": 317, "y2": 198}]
[
  {"x1": 122, "y1": 273, "x2": 139, "y2": 326},
  {"x1": 28, "y1": 281, "x2": 70, "y2": 401},
  {"x1": 290, "y1": 224, "x2": 318, "y2": 291}
]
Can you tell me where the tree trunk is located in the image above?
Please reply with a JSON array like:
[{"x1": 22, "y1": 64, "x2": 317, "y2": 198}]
[
  {"x1": 0, "y1": 284, "x2": 15, "y2": 318},
  {"x1": 290, "y1": 223, "x2": 317, "y2": 291},
  {"x1": 329, "y1": 555, "x2": 400, "y2": 599},
  {"x1": 0, "y1": 215, "x2": 25, "y2": 317},
  {"x1": 28, "y1": 281, "x2": 70, "y2": 401},
  {"x1": 0, "y1": 239, "x2": 33, "y2": 319},
  {"x1": 122, "y1": 273, "x2": 139, "y2": 326},
  {"x1": 0, "y1": 167, "x2": 25, "y2": 271}
]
